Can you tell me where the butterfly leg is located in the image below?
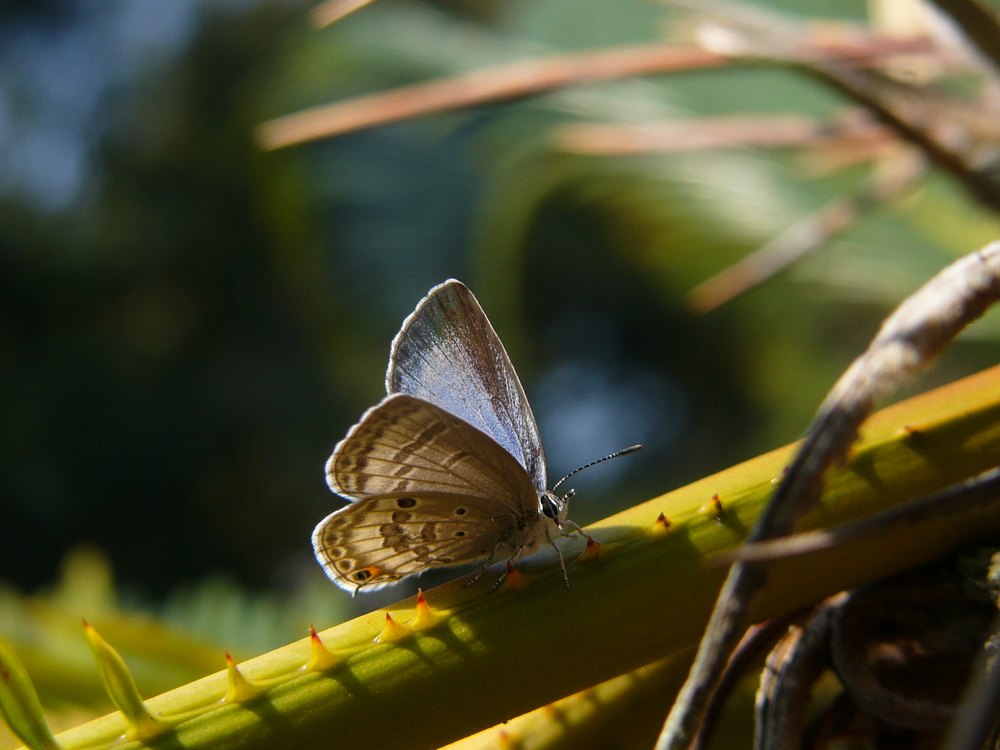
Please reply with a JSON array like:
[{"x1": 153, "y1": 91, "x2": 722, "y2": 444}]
[
  {"x1": 546, "y1": 527, "x2": 571, "y2": 590},
  {"x1": 487, "y1": 548, "x2": 525, "y2": 593},
  {"x1": 464, "y1": 540, "x2": 504, "y2": 587}
]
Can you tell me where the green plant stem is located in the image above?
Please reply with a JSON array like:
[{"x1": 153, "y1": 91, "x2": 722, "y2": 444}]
[{"x1": 38, "y1": 364, "x2": 1000, "y2": 750}]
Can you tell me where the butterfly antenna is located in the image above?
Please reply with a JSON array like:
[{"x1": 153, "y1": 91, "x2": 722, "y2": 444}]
[{"x1": 551, "y1": 444, "x2": 643, "y2": 492}]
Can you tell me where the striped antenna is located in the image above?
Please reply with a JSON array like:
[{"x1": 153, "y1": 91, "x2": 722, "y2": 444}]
[{"x1": 552, "y1": 444, "x2": 643, "y2": 492}]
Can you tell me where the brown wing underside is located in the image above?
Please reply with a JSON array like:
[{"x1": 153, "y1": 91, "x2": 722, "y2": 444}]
[
  {"x1": 312, "y1": 492, "x2": 532, "y2": 592},
  {"x1": 326, "y1": 393, "x2": 537, "y2": 515}
]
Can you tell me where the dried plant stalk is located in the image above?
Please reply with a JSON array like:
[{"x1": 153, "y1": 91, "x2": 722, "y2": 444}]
[{"x1": 655, "y1": 241, "x2": 1000, "y2": 750}]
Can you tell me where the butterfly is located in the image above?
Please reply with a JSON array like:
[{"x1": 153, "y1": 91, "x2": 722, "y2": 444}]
[{"x1": 311, "y1": 279, "x2": 638, "y2": 594}]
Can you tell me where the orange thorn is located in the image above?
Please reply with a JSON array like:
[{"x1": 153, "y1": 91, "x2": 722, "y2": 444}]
[
  {"x1": 578, "y1": 535, "x2": 603, "y2": 561},
  {"x1": 410, "y1": 589, "x2": 440, "y2": 630},
  {"x1": 501, "y1": 561, "x2": 527, "y2": 591},
  {"x1": 307, "y1": 625, "x2": 342, "y2": 671},
  {"x1": 374, "y1": 612, "x2": 410, "y2": 643}
]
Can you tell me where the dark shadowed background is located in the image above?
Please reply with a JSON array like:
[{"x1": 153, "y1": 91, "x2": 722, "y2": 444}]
[{"x1": 2, "y1": 0, "x2": 999, "y2": 644}]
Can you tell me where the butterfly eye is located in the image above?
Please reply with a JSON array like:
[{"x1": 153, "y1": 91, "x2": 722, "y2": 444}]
[{"x1": 540, "y1": 495, "x2": 560, "y2": 519}]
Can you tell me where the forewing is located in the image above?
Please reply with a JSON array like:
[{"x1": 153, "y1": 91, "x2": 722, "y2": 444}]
[
  {"x1": 312, "y1": 493, "x2": 530, "y2": 593},
  {"x1": 327, "y1": 394, "x2": 537, "y2": 517},
  {"x1": 386, "y1": 279, "x2": 547, "y2": 491}
]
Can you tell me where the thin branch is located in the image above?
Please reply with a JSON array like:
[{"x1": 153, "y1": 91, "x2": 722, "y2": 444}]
[
  {"x1": 553, "y1": 113, "x2": 894, "y2": 155},
  {"x1": 691, "y1": 617, "x2": 792, "y2": 750},
  {"x1": 688, "y1": 151, "x2": 927, "y2": 313},
  {"x1": 927, "y1": 0, "x2": 1000, "y2": 77},
  {"x1": 722, "y1": 465, "x2": 1000, "y2": 564},
  {"x1": 942, "y1": 610, "x2": 1000, "y2": 750},
  {"x1": 655, "y1": 240, "x2": 1000, "y2": 750},
  {"x1": 754, "y1": 600, "x2": 841, "y2": 750},
  {"x1": 684, "y1": 4, "x2": 1000, "y2": 211},
  {"x1": 796, "y1": 63, "x2": 1000, "y2": 212},
  {"x1": 310, "y1": 0, "x2": 379, "y2": 28},
  {"x1": 257, "y1": 36, "x2": 934, "y2": 150}
]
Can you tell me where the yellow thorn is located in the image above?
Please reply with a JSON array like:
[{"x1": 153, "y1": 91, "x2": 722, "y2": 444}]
[
  {"x1": 82, "y1": 619, "x2": 167, "y2": 741},
  {"x1": 0, "y1": 636, "x2": 62, "y2": 750},
  {"x1": 409, "y1": 590, "x2": 440, "y2": 630},
  {"x1": 224, "y1": 652, "x2": 262, "y2": 703},
  {"x1": 306, "y1": 626, "x2": 342, "y2": 671},
  {"x1": 374, "y1": 612, "x2": 410, "y2": 643}
]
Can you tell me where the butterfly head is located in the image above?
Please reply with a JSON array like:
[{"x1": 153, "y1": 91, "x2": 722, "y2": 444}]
[{"x1": 539, "y1": 489, "x2": 573, "y2": 529}]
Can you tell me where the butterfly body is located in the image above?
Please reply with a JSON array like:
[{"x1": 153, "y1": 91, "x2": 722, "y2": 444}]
[{"x1": 312, "y1": 280, "x2": 572, "y2": 594}]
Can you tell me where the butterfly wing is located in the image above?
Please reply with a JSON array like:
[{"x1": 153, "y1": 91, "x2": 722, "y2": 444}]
[
  {"x1": 312, "y1": 493, "x2": 525, "y2": 592},
  {"x1": 316, "y1": 393, "x2": 541, "y2": 591},
  {"x1": 386, "y1": 279, "x2": 547, "y2": 491},
  {"x1": 326, "y1": 393, "x2": 536, "y2": 508}
]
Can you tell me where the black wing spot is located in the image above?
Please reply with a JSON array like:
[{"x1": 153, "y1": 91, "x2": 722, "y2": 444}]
[
  {"x1": 454, "y1": 531, "x2": 466, "y2": 537},
  {"x1": 454, "y1": 507, "x2": 467, "y2": 516},
  {"x1": 396, "y1": 497, "x2": 417, "y2": 509},
  {"x1": 353, "y1": 569, "x2": 373, "y2": 582}
]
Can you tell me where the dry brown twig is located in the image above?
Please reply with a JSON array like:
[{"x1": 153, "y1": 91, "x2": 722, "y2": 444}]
[
  {"x1": 687, "y1": 150, "x2": 928, "y2": 313},
  {"x1": 753, "y1": 597, "x2": 844, "y2": 750},
  {"x1": 310, "y1": 0, "x2": 378, "y2": 28},
  {"x1": 689, "y1": 617, "x2": 793, "y2": 750},
  {"x1": 655, "y1": 240, "x2": 1000, "y2": 750},
  {"x1": 653, "y1": 0, "x2": 1000, "y2": 313},
  {"x1": 942, "y1": 610, "x2": 1000, "y2": 750},
  {"x1": 256, "y1": 35, "x2": 933, "y2": 150},
  {"x1": 264, "y1": 3, "x2": 988, "y2": 310},
  {"x1": 553, "y1": 112, "x2": 896, "y2": 155},
  {"x1": 686, "y1": 2, "x2": 1000, "y2": 211},
  {"x1": 925, "y1": 0, "x2": 1000, "y2": 77},
  {"x1": 724, "y1": 466, "x2": 1000, "y2": 565}
]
